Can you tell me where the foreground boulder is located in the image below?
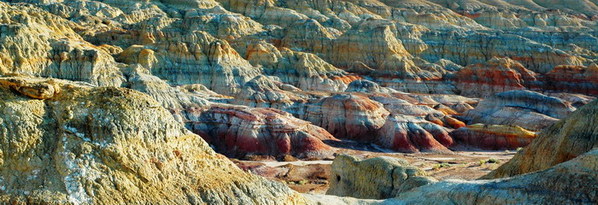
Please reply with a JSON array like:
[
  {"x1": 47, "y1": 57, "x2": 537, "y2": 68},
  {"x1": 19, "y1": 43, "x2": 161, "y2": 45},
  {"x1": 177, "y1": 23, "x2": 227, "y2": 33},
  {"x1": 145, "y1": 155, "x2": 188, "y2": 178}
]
[
  {"x1": 0, "y1": 76, "x2": 304, "y2": 204},
  {"x1": 326, "y1": 155, "x2": 435, "y2": 199},
  {"x1": 310, "y1": 151, "x2": 598, "y2": 205}
]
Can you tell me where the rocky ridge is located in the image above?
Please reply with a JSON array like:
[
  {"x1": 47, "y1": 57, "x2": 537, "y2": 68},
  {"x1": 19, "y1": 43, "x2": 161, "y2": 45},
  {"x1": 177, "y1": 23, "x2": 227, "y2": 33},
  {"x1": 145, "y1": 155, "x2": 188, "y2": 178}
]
[{"x1": 0, "y1": 76, "x2": 305, "y2": 204}]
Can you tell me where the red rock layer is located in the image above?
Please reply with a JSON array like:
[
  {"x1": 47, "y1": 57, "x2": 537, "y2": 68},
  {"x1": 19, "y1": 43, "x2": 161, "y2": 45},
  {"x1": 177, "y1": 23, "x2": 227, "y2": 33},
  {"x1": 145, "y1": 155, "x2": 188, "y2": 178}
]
[
  {"x1": 451, "y1": 124, "x2": 537, "y2": 150},
  {"x1": 377, "y1": 115, "x2": 453, "y2": 153},
  {"x1": 454, "y1": 57, "x2": 539, "y2": 97},
  {"x1": 190, "y1": 105, "x2": 338, "y2": 159},
  {"x1": 545, "y1": 64, "x2": 598, "y2": 95},
  {"x1": 302, "y1": 94, "x2": 390, "y2": 142}
]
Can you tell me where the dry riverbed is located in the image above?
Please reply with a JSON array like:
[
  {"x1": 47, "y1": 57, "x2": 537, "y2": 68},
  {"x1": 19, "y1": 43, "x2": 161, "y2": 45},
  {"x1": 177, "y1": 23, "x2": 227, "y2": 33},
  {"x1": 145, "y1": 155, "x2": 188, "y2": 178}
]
[{"x1": 234, "y1": 144, "x2": 516, "y2": 194}]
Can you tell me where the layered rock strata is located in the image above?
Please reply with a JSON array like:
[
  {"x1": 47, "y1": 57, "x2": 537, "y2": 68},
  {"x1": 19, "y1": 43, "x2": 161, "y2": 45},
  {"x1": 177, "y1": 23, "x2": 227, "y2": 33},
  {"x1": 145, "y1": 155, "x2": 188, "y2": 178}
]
[
  {"x1": 188, "y1": 104, "x2": 338, "y2": 159},
  {"x1": 463, "y1": 90, "x2": 576, "y2": 131},
  {"x1": 451, "y1": 124, "x2": 537, "y2": 150},
  {"x1": 485, "y1": 99, "x2": 598, "y2": 178}
]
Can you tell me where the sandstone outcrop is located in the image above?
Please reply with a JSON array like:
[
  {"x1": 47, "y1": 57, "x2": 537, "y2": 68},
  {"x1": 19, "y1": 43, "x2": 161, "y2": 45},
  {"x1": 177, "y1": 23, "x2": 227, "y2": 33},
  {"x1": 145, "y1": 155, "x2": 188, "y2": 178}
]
[
  {"x1": 463, "y1": 90, "x2": 576, "y2": 131},
  {"x1": 318, "y1": 107, "x2": 598, "y2": 203},
  {"x1": 326, "y1": 155, "x2": 435, "y2": 200},
  {"x1": 188, "y1": 104, "x2": 338, "y2": 159},
  {"x1": 451, "y1": 124, "x2": 537, "y2": 150},
  {"x1": 242, "y1": 41, "x2": 358, "y2": 92},
  {"x1": 1, "y1": 0, "x2": 598, "y2": 203},
  {"x1": 118, "y1": 32, "x2": 261, "y2": 95},
  {"x1": 310, "y1": 149, "x2": 598, "y2": 204},
  {"x1": 3, "y1": 0, "x2": 598, "y2": 99},
  {"x1": 454, "y1": 57, "x2": 539, "y2": 97},
  {"x1": 376, "y1": 114, "x2": 453, "y2": 152},
  {"x1": 0, "y1": 76, "x2": 305, "y2": 204},
  {"x1": 545, "y1": 64, "x2": 598, "y2": 95},
  {"x1": 302, "y1": 94, "x2": 390, "y2": 142},
  {"x1": 485, "y1": 99, "x2": 598, "y2": 179},
  {"x1": 0, "y1": 2, "x2": 124, "y2": 87},
  {"x1": 233, "y1": 75, "x2": 307, "y2": 111}
]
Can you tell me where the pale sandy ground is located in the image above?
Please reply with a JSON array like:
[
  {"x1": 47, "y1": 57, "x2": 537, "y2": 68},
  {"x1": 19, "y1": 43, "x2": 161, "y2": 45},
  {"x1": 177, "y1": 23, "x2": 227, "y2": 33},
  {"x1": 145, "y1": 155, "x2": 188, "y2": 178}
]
[{"x1": 235, "y1": 143, "x2": 516, "y2": 194}]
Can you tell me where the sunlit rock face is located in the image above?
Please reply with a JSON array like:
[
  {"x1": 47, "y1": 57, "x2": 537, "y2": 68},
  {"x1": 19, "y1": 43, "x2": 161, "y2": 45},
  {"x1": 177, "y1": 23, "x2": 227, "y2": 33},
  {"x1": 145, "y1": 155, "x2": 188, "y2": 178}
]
[
  {"x1": 0, "y1": 76, "x2": 305, "y2": 204},
  {"x1": 0, "y1": 2, "x2": 124, "y2": 86},
  {"x1": 302, "y1": 94, "x2": 390, "y2": 142},
  {"x1": 451, "y1": 124, "x2": 537, "y2": 150},
  {"x1": 392, "y1": 149, "x2": 598, "y2": 204},
  {"x1": 453, "y1": 90, "x2": 584, "y2": 149},
  {"x1": 454, "y1": 57, "x2": 540, "y2": 98}
]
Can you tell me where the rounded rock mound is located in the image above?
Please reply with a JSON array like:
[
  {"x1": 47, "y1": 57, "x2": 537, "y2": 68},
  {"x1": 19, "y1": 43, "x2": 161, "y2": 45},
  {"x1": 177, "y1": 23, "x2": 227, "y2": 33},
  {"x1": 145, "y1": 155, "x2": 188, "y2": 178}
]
[{"x1": 0, "y1": 76, "x2": 304, "y2": 204}]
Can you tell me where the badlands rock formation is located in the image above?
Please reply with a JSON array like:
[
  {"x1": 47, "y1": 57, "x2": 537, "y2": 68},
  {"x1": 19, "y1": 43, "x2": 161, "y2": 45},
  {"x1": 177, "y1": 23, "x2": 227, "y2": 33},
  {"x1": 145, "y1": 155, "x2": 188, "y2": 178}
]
[
  {"x1": 0, "y1": 0, "x2": 598, "y2": 203},
  {"x1": 322, "y1": 150, "x2": 598, "y2": 204},
  {"x1": 0, "y1": 0, "x2": 596, "y2": 156},
  {"x1": 302, "y1": 94, "x2": 390, "y2": 142},
  {"x1": 392, "y1": 149, "x2": 598, "y2": 204},
  {"x1": 0, "y1": 2, "x2": 124, "y2": 87},
  {"x1": 189, "y1": 104, "x2": 338, "y2": 159},
  {"x1": 463, "y1": 90, "x2": 576, "y2": 131},
  {"x1": 0, "y1": 76, "x2": 305, "y2": 204},
  {"x1": 485, "y1": 98, "x2": 598, "y2": 178},
  {"x1": 454, "y1": 90, "x2": 579, "y2": 149},
  {"x1": 325, "y1": 101, "x2": 598, "y2": 203},
  {"x1": 451, "y1": 124, "x2": 537, "y2": 150},
  {"x1": 454, "y1": 57, "x2": 540, "y2": 97}
]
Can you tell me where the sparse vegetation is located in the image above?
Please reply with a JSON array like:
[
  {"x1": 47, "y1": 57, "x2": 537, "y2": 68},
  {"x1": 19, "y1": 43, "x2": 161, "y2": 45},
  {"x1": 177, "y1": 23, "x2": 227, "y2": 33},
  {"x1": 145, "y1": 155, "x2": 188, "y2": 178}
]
[
  {"x1": 298, "y1": 179, "x2": 309, "y2": 185},
  {"x1": 433, "y1": 163, "x2": 451, "y2": 170},
  {"x1": 479, "y1": 158, "x2": 500, "y2": 166}
]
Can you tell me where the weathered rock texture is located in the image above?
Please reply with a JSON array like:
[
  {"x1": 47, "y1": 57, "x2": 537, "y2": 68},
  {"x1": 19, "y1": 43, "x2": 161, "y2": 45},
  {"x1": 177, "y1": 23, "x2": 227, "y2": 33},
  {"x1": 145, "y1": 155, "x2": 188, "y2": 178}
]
[
  {"x1": 0, "y1": 2, "x2": 124, "y2": 87},
  {"x1": 0, "y1": 76, "x2": 305, "y2": 204},
  {"x1": 1, "y1": 0, "x2": 598, "y2": 163},
  {"x1": 451, "y1": 124, "x2": 537, "y2": 150},
  {"x1": 188, "y1": 104, "x2": 338, "y2": 159},
  {"x1": 463, "y1": 90, "x2": 576, "y2": 131},
  {"x1": 3, "y1": 0, "x2": 597, "y2": 98},
  {"x1": 393, "y1": 148, "x2": 598, "y2": 204},
  {"x1": 0, "y1": 0, "x2": 598, "y2": 202},
  {"x1": 326, "y1": 155, "x2": 435, "y2": 200},
  {"x1": 302, "y1": 94, "x2": 390, "y2": 142},
  {"x1": 485, "y1": 99, "x2": 598, "y2": 179},
  {"x1": 321, "y1": 101, "x2": 598, "y2": 203},
  {"x1": 454, "y1": 57, "x2": 540, "y2": 97},
  {"x1": 309, "y1": 149, "x2": 598, "y2": 204}
]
